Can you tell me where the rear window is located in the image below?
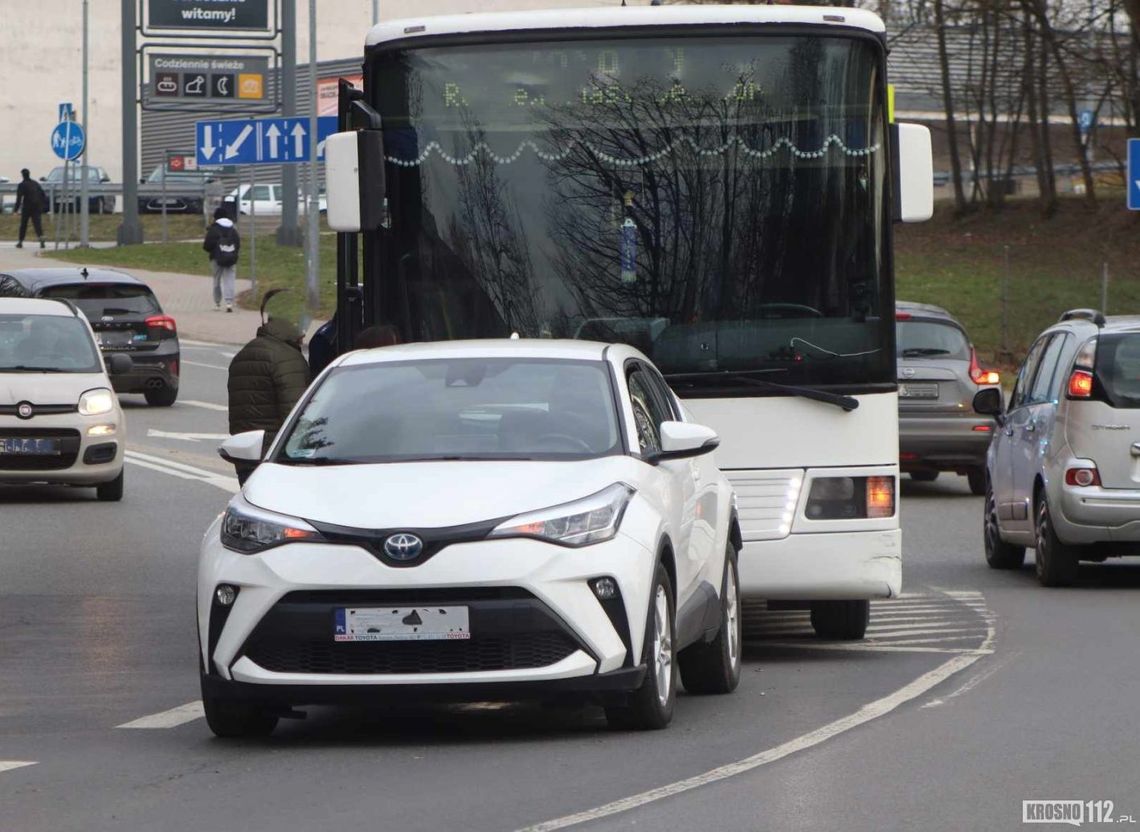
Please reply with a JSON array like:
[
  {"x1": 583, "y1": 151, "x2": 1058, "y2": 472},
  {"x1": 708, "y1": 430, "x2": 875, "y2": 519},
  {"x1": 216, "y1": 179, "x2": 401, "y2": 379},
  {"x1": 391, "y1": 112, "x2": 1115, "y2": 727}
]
[
  {"x1": 896, "y1": 320, "x2": 970, "y2": 360},
  {"x1": 1095, "y1": 334, "x2": 1140, "y2": 408},
  {"x1": 40, "y1": 283, "x2": 161, "y2": 318}
]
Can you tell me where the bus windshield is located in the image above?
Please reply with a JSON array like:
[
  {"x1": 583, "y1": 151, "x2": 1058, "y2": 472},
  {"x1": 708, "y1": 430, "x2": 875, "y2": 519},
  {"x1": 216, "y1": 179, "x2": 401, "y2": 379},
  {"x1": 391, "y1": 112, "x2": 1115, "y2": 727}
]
[{"x1": 371, "y1": 33, "x2": 892, "y2": 390}]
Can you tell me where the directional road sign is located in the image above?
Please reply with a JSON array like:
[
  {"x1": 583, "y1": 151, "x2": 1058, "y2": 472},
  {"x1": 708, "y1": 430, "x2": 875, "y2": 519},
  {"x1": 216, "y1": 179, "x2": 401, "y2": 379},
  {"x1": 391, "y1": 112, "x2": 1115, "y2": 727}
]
[
  {"x1": 1128, "y1": 139, "x2": 1140, "y2": 211},
  {"x1": 51, "y1": 121, "x2": 86, "y2": 161},
  {"x1": 196, "y1": 116, "x2": 337, "y2": 166}
]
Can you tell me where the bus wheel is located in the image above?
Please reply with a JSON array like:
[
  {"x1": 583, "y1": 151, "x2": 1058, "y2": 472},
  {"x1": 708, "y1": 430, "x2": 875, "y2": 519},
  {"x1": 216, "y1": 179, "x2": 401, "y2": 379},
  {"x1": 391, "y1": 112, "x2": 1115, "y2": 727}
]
[{"x1": 810, "y1": 600, "x2": 869, "y2": 640}]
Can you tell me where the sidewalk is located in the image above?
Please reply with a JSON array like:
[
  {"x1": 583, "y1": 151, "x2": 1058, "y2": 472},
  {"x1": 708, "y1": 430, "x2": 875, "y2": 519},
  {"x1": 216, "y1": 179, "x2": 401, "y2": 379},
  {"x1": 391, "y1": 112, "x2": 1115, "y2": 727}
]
[{"x1": 0, "y1": 243, "x2": 309, "y2": 346}]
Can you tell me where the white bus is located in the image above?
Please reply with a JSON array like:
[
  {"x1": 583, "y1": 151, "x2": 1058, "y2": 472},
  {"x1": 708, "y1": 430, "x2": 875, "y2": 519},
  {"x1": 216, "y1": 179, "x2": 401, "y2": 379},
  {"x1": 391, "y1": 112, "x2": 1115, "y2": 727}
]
[{"x1": 324, "y1": 4, "x2": 933, "y2": 639}]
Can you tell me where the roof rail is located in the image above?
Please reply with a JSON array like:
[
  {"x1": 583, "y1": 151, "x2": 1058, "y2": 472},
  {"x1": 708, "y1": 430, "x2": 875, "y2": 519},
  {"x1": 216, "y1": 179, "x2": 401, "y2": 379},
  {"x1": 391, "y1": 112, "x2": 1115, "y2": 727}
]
[{"x1": 1059, "y1": 308, "x2": 1105, "y2": 327}]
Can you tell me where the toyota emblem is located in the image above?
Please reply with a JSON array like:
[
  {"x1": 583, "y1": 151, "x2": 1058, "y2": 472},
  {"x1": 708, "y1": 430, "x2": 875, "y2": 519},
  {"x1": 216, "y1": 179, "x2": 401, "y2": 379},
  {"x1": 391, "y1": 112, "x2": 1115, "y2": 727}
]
[
  {"x1": 383, "y1": 533, "x2": 424, "y2": 561},
  {"x1": 16, "y1": 402, "x2": 34, "y2": 420}
]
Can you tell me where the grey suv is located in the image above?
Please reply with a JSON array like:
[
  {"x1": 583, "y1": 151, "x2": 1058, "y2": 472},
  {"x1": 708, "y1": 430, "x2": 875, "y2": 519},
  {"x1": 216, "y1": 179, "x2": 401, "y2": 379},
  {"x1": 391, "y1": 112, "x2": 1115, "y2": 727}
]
[
  {"x1": 976, "y1": 309, "x2": 1140, "y2": 586},
  {"x1": 897, "y1": 301, "x2": 1001, "y2": 494}
]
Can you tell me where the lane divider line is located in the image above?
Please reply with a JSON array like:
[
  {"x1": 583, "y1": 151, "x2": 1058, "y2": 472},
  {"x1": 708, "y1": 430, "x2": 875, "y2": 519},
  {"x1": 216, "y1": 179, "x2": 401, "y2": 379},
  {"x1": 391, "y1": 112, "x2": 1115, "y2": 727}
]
[
  {"x1": 117, "y1": 701, "x2": 204, "y2": 730},
  {"x1": 182, "y1": 360, "x2": 230, "y2": 371},
  {"x1": 520, "y1": 651, "x2": 989, "y2": 831},
  {"x1": 180, "y1": 400, "x2": 229, "y2": 412},
  {"x1": 0, "y1": 761, "x2": 37, "y2": 774},
  {"x1": 124, "y1": 450, "x2": 238, "y2": 494}
]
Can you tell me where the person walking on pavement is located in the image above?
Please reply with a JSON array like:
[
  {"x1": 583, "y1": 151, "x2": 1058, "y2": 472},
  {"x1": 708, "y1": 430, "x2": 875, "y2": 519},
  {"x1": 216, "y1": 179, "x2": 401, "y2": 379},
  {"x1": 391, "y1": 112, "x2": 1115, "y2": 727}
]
[
  {"x1": 13, "y1": 169, "x2": 47, "y2": 249},
  {"x1": 203, "y1": 206, "x2": 240, "y2": 312},
  {"x1": 226, "y1": 290, "x2": 310, "y2": 486}
]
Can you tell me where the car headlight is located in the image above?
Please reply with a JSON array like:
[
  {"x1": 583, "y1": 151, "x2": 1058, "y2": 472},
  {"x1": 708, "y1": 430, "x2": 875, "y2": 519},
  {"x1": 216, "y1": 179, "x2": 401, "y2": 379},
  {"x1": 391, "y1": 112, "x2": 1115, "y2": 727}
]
[
  {"x1": 221, "y1": 504, "x2": 323, "y2": 554},
  {"x1": 490, "y1": 483, "x2": 635, "y2": 547},
  {"x1": 78, "y1": 388, "x2": 115, "y2": 416}
]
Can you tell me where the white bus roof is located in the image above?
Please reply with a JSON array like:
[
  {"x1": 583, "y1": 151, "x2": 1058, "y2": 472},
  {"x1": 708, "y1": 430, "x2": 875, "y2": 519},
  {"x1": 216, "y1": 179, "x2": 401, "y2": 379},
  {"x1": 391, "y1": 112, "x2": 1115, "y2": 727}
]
[{"x1": 366, "y1": 5, "x2": 885, "y2": 48}]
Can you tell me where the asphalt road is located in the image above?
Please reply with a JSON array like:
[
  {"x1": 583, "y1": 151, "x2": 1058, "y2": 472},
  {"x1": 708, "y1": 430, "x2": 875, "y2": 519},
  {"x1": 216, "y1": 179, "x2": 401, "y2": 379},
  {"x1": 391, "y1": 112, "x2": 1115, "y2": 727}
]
[{"x1": 2, "y1": 347, "x2": 1138, "y2": 831}]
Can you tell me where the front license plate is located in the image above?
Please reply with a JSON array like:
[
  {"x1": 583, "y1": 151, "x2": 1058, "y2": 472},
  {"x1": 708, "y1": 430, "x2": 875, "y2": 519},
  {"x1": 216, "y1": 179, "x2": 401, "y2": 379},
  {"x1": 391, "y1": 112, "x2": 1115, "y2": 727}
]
[
  {"x1": 334, "y1": 606, "x2": 471, "y2": 642},
  {"x1": 1, "y1": 437, "x2": 60, "y2": 455},
  {"x1": 899, "y1": 383, "x2": 939, "y2": 399}
]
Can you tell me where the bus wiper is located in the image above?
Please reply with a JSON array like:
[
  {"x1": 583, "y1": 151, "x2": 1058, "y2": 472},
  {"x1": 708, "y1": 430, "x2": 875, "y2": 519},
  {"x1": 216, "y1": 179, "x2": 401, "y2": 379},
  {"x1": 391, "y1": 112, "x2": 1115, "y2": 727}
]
[
  {"x1": 664, "y1": 371, "x2": 859, "y2": 412},
  {"x1": 901, "y1": 348, "x2": 951, "y2": 357}
]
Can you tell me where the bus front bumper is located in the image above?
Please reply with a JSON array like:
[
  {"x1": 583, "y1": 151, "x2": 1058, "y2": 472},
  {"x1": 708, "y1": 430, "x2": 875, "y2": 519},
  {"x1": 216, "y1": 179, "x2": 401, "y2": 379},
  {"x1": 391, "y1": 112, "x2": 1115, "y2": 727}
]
[{"x1": 737, "y1": 529, "x2": 901, "y2": 600}]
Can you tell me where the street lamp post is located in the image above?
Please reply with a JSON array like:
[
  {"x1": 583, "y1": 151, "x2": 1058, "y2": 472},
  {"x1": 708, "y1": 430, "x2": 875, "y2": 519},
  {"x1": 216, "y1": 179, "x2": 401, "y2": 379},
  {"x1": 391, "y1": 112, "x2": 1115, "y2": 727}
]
[
  {"x1": 79, "y1": 0, "x2": 90, "y2": 248},
  {"x1": 306, "y1": 0, "x2": 320, "y2": 314}
]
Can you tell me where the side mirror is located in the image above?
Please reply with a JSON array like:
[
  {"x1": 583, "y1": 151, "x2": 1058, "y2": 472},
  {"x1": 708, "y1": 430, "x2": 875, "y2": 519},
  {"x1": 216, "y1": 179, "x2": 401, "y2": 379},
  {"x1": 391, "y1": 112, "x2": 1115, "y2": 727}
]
[
  {"x1": 653, "y1": 421, "x2": 719, "y2": 463},
  {"x1": 325, "y1": 129, "x2": 386, "y2": 232},
  {"x1": 973, "y1": 387, "x2": 1004, "y2": 418},
  {"x1": 219, "y1": 430, "x2": 266, "y2": 463},
  {"x1": 106, "y1": 353, "x2": 133, "y2": 376},
  {"x1": 895, "y1": 123, "x2": 934, "y2": 223}
]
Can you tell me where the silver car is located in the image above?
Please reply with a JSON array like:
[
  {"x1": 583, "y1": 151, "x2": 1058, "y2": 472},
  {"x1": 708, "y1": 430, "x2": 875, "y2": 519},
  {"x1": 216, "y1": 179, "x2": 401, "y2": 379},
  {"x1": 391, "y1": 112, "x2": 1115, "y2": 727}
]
[
  {"x1": 897, "y1": 301, "x2": 1001, "y2": 495},
  {"x1": 976, "y1": 309, "x2": 1140, "y2": 586}
]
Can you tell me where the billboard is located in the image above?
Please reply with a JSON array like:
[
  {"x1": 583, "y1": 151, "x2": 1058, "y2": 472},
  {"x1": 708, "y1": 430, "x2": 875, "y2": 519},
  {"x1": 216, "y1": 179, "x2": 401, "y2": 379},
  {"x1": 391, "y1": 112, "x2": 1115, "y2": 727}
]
[
  {"x1": 149, "y1": 54, "x2": 269, "y2": 102},
  {"x1": 318, "y1": 74, "x2": 364, "y2": 116},
  {"x1": 148, "y1": 0, "x2": 270, "y2": 31}
]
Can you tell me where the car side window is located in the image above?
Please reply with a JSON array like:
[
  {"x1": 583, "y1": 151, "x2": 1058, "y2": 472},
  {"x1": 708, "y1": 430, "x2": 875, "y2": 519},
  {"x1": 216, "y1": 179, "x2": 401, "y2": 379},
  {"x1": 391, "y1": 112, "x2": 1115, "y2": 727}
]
[
  {"x1": 627, "y1": 368, "x2": 668, "y2": 455},
  {"x1": 0, "y1": 276, "x2": 28, "y2": 298},
  {"x1": 1010, "y1": 335, "x2": 1050, "y2": 410},
  {"x1": 1031, "y1": 333, "x2": 1073, "y2": 404},
  {"x1": 643, "y1": 367, "x2": 681, "y2": 421}
]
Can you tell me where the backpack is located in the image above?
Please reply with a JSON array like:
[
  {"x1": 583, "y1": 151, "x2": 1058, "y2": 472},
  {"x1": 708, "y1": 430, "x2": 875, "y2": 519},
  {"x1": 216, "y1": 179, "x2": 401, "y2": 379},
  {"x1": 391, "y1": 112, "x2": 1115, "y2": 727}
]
[
  {"x1": 26, "y1": 180, "x2": 47, "y2": 213},
  {"x1": 213, "y1": 224, "x2": 239, "y2": 267}
]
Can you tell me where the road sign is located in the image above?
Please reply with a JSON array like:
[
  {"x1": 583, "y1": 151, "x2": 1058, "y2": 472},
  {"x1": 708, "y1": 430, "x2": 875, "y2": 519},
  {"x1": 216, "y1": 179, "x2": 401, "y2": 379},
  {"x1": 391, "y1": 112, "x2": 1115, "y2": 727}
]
[
  {"x1": 58, "y1": 102, "x2": 75, "y2": 122},
  {"x1": 1079, "y1": 109, "x2": 1095, "y2": 135},
  {"x1": 147, "y1": 54, "x2": 268, "y2": 103},
  {"x1": 196, "y1": 116, "x2": 338, "y2": 166},
  {"x1": 147, "y1": 0, "x2": 269, "y2": 31},
  {"x1": 1128, "y1": 139, "x2": 1140, "y2": 211},
  {"x1": 51, "y1": 121, "x2": 86, "y2": 161}
]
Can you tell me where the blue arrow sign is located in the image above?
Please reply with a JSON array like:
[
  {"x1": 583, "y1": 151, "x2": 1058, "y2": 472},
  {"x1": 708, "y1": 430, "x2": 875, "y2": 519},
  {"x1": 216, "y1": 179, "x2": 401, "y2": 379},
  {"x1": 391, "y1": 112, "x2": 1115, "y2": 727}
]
[
  {"x1": 1128, "y1": 139, "x2": 1140, "y2": 211},
  {"x1": 51, "y1": 121, "x2": 85, "y2": 161},
  {"x1": 196, "y1": 116, "x2": 338, "y2": 166}
]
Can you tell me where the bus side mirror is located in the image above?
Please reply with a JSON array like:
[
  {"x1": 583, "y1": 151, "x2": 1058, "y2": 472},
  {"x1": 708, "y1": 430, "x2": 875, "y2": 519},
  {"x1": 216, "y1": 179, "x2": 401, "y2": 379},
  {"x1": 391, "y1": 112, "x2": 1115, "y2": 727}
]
[
  {"x1": 326, "y1": 130, "x2": 386, "y2": 233},
  {"x1": 894, "y1": 123, "x2": 933, "y2": 223}
]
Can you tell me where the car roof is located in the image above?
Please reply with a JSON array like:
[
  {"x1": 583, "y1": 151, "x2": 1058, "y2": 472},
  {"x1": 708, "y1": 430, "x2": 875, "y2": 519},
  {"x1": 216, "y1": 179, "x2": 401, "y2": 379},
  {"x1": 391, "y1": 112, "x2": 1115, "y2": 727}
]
[
  {"x1": 0, "y1": 297, "x2": 79, "y2": 317},
  {"x1": 0, "y1": 267, "x2": 146, "y2": 292},
  {"x1": 337, "y1": 338, "x2": 631, "y2": 368},
  {"x1": 895, "y1": 300, "x2": 957, "y2": 321}
]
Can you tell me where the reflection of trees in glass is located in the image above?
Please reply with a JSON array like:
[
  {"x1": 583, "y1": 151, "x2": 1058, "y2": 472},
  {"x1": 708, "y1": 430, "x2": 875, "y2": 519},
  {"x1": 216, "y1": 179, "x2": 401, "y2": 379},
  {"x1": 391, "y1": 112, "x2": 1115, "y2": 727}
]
[{"x1": 288, "y1": 417, "x2": 333, "y2": 455}]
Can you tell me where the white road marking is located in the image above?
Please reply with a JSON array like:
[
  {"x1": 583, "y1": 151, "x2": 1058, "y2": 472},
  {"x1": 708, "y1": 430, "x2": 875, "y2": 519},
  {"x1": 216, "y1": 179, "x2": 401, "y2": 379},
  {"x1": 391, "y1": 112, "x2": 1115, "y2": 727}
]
[
  {"x1": 124, "y1": 450, "x2": 238, "y2": 493},
  {"x1": 179, "y1": 339, "x2": 235, "y2": 353},
  {"x1": 146, "y1": 429, "x2": 230, "y2": 442},
  {"x1": 868, "y1": 621, "x2": 986, "y2": 634},
  {"x1": 758, "y1": 641, "x2": 995, "y2": 655},
  {"x1": 864, "y1": 626, "x2": 985, "y2": 639},
  {"x1": 0, "y1": 761, "x2": 36, "y2": 774},
  {"x1": 182, "y1": 360, "x2": 230, "y2": 371},
  {"x1": 117, "y1": 701, "x2": 204, "y2": 729},
  {"x1": 180, "y1": 399, "x2": 228, "y2": 412},
  {"x1": 520, "y1": 652, "x2": 990, "y2": 831}
]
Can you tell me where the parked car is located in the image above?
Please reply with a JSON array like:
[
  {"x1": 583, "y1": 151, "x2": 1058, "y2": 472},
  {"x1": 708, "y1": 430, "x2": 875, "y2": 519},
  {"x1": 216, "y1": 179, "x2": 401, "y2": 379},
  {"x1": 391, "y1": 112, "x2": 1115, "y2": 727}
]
[
  {"x1": 0, "y1": 296, "x2": 129, "y2": 500},
  {"x1": 896, "y1": 301, "x2": 1001, "y2": 495},
  {"x1": 977, "y1": 309, "x2": 1140, "y2": 586},
  {"x1": 199, "y1": 340, "x2": 742, "y2": 737},
  {"x1": 0, "y1": 176, "x2": 14, "y2": 215},
  {"x1": 137, "y1": 165, "x2": 216, "y2": 215},
  {"x1": 223, "y1": 183, "x2": 326, "y2": 216},
  {"x1": 0, "y1": 268, "x2": 180, "y2": 407},
  {"x1": 40, "y1": 165, "x2": 114, "y2": 215}
]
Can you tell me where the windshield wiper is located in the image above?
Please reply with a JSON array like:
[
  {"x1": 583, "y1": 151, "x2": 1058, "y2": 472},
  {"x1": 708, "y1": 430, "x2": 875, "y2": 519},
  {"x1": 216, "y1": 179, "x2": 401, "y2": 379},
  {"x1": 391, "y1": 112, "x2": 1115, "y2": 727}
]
[
  {"x1": 2, "y1": 365, "x2": 69, "y2": 373},
  {"x1": 901, "y1": 348, "x2": 951, "y2": 357},
  {"x1": 278, "y1": 456, "x2": 358, "y2": 466},
  {"x1": 664, "y1": 371, "x2": 859, "y2": 412}
]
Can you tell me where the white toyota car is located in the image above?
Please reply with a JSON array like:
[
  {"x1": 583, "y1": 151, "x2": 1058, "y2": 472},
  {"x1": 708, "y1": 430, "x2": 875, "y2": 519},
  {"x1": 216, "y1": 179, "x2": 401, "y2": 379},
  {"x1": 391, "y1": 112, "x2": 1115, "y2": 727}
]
[{"x1": 200, "y1": 340, "x2": 741, "y2": 736}]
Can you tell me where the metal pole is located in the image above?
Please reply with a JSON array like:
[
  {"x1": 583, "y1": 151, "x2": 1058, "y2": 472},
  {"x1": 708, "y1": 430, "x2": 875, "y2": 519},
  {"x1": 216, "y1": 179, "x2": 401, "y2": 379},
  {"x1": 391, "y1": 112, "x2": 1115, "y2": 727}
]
[
  {"x1": 306, "y1": 0, "x2": 320, "y2": 314},
  {"x1": 372, "y1": 0, "x2": 379, "y2": 25},
  {"x1": 118, "y1": 0, "x2": 142, "y2": 244},
  {"x1": 161, "y1": 154, "x2": 168, "y2": 244},
  {"x1": 277, "y1": 0, "x2": 300, "y2": 246},
  {"x1": 249, "y1": 167, "x2": 257, "y2": 295},
  {"x1": 1101, "y1": 262, "x2": 1109, "y2": 314},
  {"x1": 1001, "y1": 244, "x2": 1010, "y2": 358},
  {"x1": 79, "y1": 0, "x2": 90, "y2": 248}
]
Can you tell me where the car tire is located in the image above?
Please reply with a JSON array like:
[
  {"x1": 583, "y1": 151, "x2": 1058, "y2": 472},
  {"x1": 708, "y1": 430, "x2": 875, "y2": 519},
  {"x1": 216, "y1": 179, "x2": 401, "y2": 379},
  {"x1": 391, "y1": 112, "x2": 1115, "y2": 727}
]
[
  {"x1": 679, "y1": 544, "x2": 742, "y2": 695},
  {"x1": 967, "y1": 468, "x2": 986, "y2": 496},
  {"x1": 96, "y1": 470, "x2": 124, "y2": 502},
  {"x1": 201, "y1": 679, "x2": 278, "y2": 739},
  {"x1": 605, "y1": 562, "x2": 676, "y2": 730},
  {"x1": 910, "y1": 471, "x2": 938, "y2": 482},
  {"x1": 810, "y1": 599, "x2": 869, "y2": 640},
  {"x1": 145, "y1": 385, "x2": 178, "y2": 407},
  {"x1": 92, "y1": 197, "x2": 105, "y2": 215},
  {"x1": 1035, "y1": 497, "x2": 1079, "y2": 587},
  {"x1": 984, "y1": 481, "x2": 1025, "y2": 569}
]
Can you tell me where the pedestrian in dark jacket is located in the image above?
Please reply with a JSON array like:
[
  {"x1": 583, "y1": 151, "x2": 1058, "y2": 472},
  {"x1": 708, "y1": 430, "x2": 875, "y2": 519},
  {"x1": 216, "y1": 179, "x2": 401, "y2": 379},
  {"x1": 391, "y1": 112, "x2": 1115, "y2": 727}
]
[
  {"x1": 13, "y1": 169, "x2": 47, "y2": 249},
  {"x1": 227, "y1": 295, "x2": 310, "y2": 485},
  {"x1": 203, "y1": 206, "x2": 240, "y2": 312}
]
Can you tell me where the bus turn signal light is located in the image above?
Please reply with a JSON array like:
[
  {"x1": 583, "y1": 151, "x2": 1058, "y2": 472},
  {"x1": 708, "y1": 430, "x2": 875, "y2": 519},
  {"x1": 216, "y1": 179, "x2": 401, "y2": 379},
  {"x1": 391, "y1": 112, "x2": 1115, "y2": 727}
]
[
  {"x1": 1068, "y1": 370, "x2": 1094, "y2": 398},
  {"x1": 866, "y1": 476, "x2": 895, "y2": 518}
]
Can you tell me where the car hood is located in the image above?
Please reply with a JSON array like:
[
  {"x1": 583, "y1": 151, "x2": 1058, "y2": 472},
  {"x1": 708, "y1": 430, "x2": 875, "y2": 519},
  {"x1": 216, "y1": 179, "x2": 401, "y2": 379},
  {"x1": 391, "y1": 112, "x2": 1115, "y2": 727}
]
[
  {"x1": 0, "y1": 372, "x2": 109, "y2": 405},
  {"x1": 243, "y1": 457, "x2": 637, "y2": 529}
]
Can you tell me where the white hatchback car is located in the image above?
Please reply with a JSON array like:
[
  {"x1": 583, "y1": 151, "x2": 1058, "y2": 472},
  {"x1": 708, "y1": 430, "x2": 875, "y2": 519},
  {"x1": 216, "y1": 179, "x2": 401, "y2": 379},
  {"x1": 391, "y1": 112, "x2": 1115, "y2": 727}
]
[
  {"x1": 200, "y1": 340, "x2": 741, "y2": 736},
  {"x1": 0, "y1": 297, "x2": 128, "y2": 500}
]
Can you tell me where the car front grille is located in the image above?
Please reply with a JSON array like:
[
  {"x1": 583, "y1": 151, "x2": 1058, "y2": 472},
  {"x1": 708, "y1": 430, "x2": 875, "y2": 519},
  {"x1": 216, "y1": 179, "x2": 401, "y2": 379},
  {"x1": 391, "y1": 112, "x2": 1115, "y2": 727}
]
[{"x1": 245, "y1": 631, "x2": 579, "y2": 675}]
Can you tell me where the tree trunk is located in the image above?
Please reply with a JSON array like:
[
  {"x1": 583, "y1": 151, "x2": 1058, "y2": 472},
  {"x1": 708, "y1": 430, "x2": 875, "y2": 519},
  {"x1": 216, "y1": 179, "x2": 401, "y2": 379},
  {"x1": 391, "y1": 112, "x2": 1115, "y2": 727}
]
[
  {"x1": 1022, "y1": 15, "x2": 1055, "y2": 216},
  {"x1": 934, "y1": 0, "x2": 968, "y2": 212}
]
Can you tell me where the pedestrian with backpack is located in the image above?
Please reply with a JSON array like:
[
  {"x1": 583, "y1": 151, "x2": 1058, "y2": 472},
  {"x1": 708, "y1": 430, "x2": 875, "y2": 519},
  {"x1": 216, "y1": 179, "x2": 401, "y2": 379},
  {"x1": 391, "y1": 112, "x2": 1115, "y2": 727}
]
[
  {"x1": 13, "y1": 169, "x2": 48, "y2": 249},
  {"x1": 203, "y1": 206, "x2": 240, "y2": 312}
]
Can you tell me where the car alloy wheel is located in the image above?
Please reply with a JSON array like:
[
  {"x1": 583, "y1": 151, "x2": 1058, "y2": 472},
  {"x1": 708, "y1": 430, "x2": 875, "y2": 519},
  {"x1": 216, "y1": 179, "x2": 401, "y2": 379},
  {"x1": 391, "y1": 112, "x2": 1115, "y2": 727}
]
[
  {"x1": 1035, "y1": 498, "x2": 1078, "y2": 587},
  {"x1": 725, "y1": 561, "x2": 740, "y2": 671},
  {"x1": 652, "y1": 585, "x2": 673, "y2": 707}
]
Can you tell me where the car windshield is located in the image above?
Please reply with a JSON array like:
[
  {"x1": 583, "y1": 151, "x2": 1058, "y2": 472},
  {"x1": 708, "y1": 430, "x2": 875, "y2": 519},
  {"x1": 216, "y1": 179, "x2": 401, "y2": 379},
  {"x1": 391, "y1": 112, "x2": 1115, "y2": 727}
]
[
  {"x1": 40, "y1": 284, "x2": 161, "y2": 318},
  {"x1": 146, "y1": 168, "x2": 209, "y2": 184},
  {"x1": 0, "y1": 313, "x2": 101, "y2": 372},
  {"x1": 896, "y1": 320, "x2": 969, "y2": 360},
  {"x1": 1094, "y1": 333, "x2": 1140, "y2": 408},
  {"x1": 278, "y1": 357, "x2": 621, "y2": 463},
  {"x1": 44, "y1": 167, "x2": 102, "y2": 183}
]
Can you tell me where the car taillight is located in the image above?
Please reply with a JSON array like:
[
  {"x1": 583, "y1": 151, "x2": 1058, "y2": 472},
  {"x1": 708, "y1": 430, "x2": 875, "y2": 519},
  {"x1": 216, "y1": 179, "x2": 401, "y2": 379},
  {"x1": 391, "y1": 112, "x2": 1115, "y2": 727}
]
[
  {"x1": 1067, "y1": 369, "x2": 1094, "y2": 398},
  {"x1": 145, "y1": 315, "x2": 177, "y2": 337},
  {"x1": 969, "y1": 348, "x2": 1000, "y2": 386},
  {"x1": 1064, "y1": 467, "x2": 1101, "y2": 487},
  {"x1": 895, "y1": 311, "x2": 911, "y2": 320},
  {"x1": 866, "y1": 476, "x2": 895, "y2": 518}
]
